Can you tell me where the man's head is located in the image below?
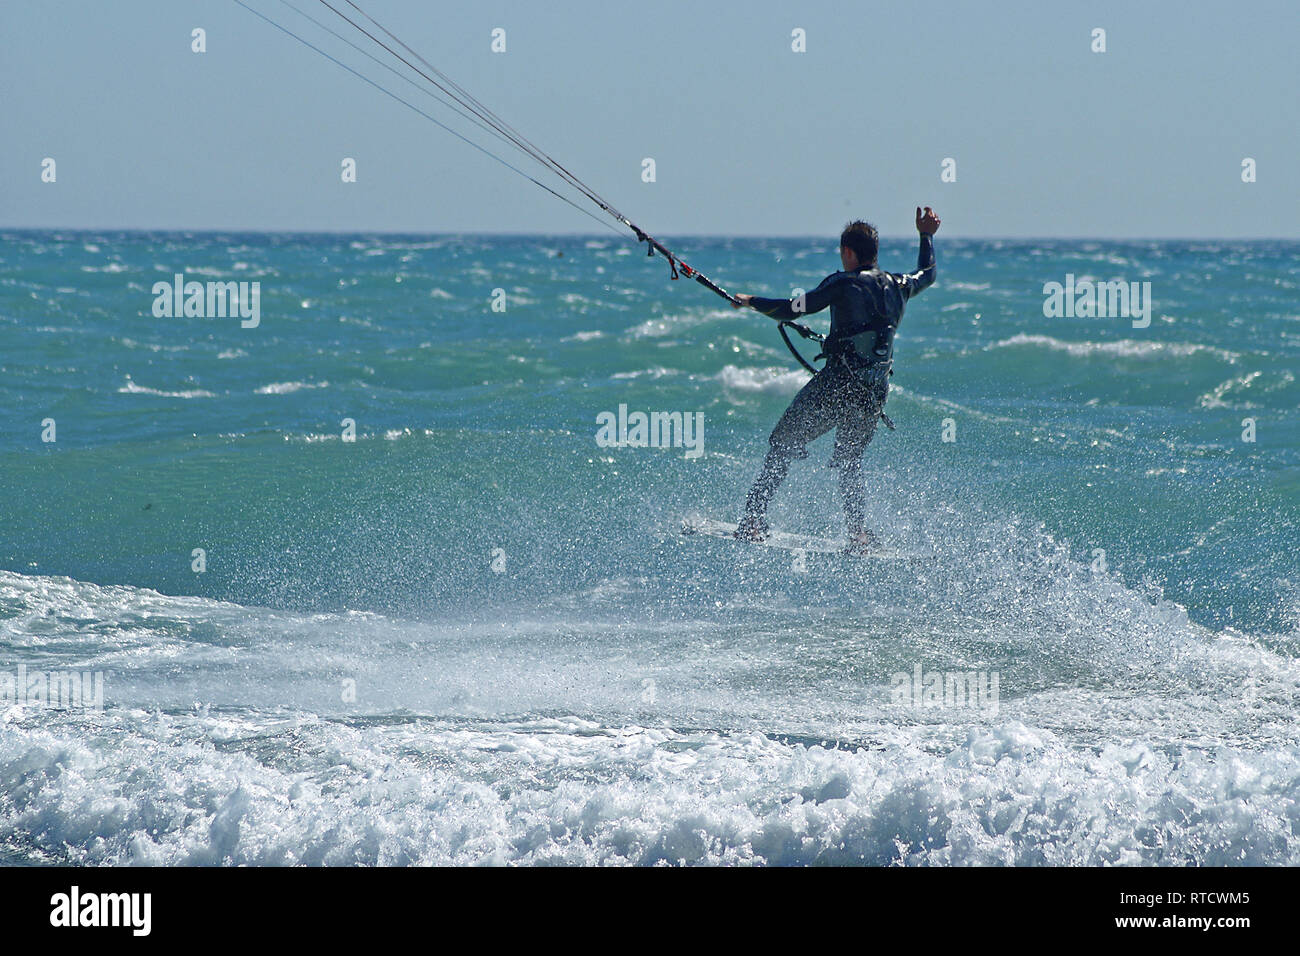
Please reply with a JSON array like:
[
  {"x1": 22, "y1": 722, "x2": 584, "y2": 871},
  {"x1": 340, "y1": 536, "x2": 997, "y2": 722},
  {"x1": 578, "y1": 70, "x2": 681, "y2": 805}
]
[{"x1": 840, "y1": 220, "x2": 878, "y2": 271}]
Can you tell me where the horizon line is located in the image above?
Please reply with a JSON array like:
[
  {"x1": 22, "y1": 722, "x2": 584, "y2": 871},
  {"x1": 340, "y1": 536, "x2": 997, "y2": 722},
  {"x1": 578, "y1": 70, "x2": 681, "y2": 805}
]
[{"x1": 2, "y1": 226, "x2": 1296, "y2": 243}]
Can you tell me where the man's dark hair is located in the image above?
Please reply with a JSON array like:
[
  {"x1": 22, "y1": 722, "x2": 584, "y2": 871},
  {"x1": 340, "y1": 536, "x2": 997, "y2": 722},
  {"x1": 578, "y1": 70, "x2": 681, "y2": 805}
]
[{"x1": 840, "y1": 220, "x2": 879, "y2": 267}]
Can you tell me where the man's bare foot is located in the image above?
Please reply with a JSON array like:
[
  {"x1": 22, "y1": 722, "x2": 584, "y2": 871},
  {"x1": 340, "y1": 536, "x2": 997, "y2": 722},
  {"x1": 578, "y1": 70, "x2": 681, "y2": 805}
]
[
  {"x1": 844, "y1": 529, "x2": 883, "y2": 555},
  {"x1": 734, "y1": 515, "x2": 769, "y2": 542}
]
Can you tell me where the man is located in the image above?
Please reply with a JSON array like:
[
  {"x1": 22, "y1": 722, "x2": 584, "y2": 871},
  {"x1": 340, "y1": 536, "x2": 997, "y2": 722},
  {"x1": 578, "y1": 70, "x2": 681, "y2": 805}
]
[{"x1": 731, "y1": 206, "x2": 940, "y2": 554}]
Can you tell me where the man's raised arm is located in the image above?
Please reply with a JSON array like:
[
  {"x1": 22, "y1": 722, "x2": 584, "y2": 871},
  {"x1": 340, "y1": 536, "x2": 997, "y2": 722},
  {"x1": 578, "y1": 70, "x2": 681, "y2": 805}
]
[{"x1": 900, "y1": 205, "x2": 940, "y2": 299}]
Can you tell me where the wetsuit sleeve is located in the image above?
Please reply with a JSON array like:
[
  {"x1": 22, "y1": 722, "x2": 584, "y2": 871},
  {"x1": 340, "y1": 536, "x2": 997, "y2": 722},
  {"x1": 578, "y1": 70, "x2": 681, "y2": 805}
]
[
  {"x1": 748, "y1": 273, "x2": 842, "y2": 320},
  {"x1": 897, "y1": 233, "x2": 936, "y2": 299}
]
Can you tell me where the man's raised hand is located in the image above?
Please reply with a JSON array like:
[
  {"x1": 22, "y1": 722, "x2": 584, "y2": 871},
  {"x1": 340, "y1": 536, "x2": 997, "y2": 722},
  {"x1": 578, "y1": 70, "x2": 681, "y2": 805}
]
[{"x1": 916, "y1": 206, "x2": 941, "y2": 235}]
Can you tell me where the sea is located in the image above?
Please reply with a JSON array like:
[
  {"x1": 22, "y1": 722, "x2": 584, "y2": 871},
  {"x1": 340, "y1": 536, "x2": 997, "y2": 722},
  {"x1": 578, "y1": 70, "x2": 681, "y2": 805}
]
[{"x1": 1, "y1": 231, "x2": 1297, "y2": 865}]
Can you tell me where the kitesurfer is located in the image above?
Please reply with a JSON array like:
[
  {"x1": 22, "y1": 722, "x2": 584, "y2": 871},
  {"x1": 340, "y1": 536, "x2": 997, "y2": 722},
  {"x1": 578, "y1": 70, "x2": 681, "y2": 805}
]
[{"x1": 731, "y1": 207, "x2": 940, "y2": 554}]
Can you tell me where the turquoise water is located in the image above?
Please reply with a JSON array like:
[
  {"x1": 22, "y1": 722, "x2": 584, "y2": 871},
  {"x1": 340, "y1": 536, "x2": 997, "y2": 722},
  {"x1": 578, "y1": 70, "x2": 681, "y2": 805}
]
[{"x1": 1, "y1": 232, "x2": 1298, "y2": 865}]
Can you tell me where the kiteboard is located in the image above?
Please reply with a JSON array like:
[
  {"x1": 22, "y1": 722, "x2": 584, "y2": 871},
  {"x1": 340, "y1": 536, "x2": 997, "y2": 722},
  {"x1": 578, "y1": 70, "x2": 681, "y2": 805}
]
[{"x1": 680, "y1": 516, "x2": 918, "y2": 559}]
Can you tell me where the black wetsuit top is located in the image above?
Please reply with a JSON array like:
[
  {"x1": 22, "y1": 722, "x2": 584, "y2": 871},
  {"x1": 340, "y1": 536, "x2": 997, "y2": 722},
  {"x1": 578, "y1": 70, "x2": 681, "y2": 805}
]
[{"x1": 748, "y1": 233, "x2": 936, "y2": 367}]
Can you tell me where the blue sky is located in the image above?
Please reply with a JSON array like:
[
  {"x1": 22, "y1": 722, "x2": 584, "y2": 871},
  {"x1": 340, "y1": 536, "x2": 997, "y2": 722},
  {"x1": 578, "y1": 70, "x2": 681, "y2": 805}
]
[{"x1": 3, "y1": 0, "x2": 1295, "y2": 237}]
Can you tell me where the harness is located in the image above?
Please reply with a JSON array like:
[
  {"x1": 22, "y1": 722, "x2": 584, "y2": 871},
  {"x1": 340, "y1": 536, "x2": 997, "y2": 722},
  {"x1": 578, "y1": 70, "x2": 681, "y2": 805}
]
[{"x1": 776, "y1": 319, "x2": 897, "y2": 431}]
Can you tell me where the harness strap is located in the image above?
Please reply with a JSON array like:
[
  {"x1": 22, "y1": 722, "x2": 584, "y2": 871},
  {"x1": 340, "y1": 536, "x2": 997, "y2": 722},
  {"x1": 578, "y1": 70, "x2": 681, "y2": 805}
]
[
  {"x1": 778, "y1": 320, "x2": 824, "y2": 375},
  {"x1": 838, "y1": 354, "x2": 896, "y2": 430},
  {"x1": 777, "y1": 322, "x2": 896, "y2": 430}
]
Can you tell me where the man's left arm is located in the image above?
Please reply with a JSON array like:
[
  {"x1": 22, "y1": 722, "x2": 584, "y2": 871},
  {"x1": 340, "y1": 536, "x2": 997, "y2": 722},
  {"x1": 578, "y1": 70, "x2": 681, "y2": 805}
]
[
  {"x1": 899, "y1": 205, "x2": 940, "y2": 299},
  {"x1": 899, "y1": 205, "x2": 941, "y2": 299}
]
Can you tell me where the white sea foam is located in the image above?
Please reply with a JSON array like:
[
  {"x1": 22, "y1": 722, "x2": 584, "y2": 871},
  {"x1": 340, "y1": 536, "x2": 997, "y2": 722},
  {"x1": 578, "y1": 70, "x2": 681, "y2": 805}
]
[
  {"x1": 6, "y1": 706, "x2": 1297, "y2": 866},
  {"x1": 0, "y1": 490, "x2": 1296, "y2": 867},
  {"x1": 118, "y1": 338, "x2": 190, "y2": 354},
  {"x1": 611, "y1": 367, "x2": 679, "y2": 380},
  {"x1": 715, "y1": 364, "x2": 806, "y2": 395},
  {"x1": 625, "y1": 309, "x2": 731, "y2": 339},
  {"x1": 1198, "y1": 371, "x2": 1263, "y2": 408},
  {"x1": 117, "y1": 378, "x2": 214, "y2": 398},
  {"x1": 255, "y1": 381, "x2": 329, "y2": 395},
  {"x1": 989, "y1": 333, "x2": 1238, "y2": 362},
  {"x1": 3, "y1": 231, "x2": 1293, "y2": 868}
]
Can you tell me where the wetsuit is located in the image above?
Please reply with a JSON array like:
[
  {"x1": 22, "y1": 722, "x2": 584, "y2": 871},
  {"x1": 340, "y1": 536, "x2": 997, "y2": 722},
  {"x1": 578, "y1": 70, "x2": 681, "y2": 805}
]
[{"x1": 740, "y1": 233, "x2": 936, "y2": 536}]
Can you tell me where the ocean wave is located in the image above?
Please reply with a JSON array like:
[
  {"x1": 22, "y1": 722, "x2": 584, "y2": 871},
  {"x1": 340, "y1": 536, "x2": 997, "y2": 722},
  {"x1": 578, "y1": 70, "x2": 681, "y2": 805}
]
[
  {"x1": 624, "y1": 309, "x2": 732, "y2": 339},
  {"x1": 117, "y1": 378, "x2": 215, "y2": 399},
  {"x1": 117, "y1": 337, "x2": 191, "y2": 353},
  {"x1": 1198, "y1": 371, "x2": 1263, "y2": 409},
  {"x1": 255, "y1": 381, "x2": 330, "y2": 395},
  {"x1": 280, "y1": 429, "x2": 431, "y2": 443},
  {"x1": 181, "y1": 266, "x2": 238, "y2": 278},
  {"x1": 988, "y1": 333, "x2": 1238, "y2": 362},
  {"x1": 611, "y1": 367, "x2": 680, "y2": 380},
  {"x1": 2, "y1": 712, "x2": 1298, "y2": 866},
  {"x1": 625, "y1": 316, "x2": 684, "y2": 338},
  {"x1": 1, "y1": 527, "x2": 1296, "y2": 868},
  {"x1": 384, "y1": 428, "x2": 433, "y2": 440},
  {"x1": 715, "y1": 365, "x2": 806, "y2": 394}
]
